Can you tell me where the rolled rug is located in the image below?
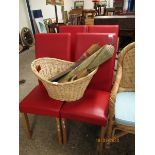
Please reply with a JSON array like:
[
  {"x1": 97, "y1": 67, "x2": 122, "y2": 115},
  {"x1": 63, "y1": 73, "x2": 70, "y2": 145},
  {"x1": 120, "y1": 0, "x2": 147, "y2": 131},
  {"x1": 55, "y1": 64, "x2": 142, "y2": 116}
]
[
  {"x1": 87, "y1": 44, "x2": 114, "y2": 71},
  {"x1": 49, "y1": 43, "x2": 101, "y2": 82},
  {"x1": 58, "y1": 44, "x2": 114, "y2": 83}
]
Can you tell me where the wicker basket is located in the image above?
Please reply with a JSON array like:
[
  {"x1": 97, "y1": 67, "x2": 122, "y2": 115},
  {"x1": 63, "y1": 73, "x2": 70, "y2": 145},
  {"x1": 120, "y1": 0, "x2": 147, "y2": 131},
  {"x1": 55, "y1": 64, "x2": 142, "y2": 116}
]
[{"x1": 31, "y1": 58, "x2": 98, "y2": 102}]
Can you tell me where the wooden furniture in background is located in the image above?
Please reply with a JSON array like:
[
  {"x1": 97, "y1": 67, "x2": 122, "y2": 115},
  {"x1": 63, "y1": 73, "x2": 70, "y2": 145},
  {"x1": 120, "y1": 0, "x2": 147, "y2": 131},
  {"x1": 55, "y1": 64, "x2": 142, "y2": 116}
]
[
  {"x1": 82, "y1": 9, "x2": 96, "y2": 18},
  {"x1": 69, "y1": 8, "x2": 83, "y2": 15},
  {"x1": 94, "y1": 15, "x2": 135, "y2": 48},
  {"x1": 92, "y1": 0, "x2": 100, "y2": 10},
  {"x1": 96, "y1": 3, "x2": 106, "y2": 15},
  {"x1": 46, "y1": 0, "x2": 64, "y2": 25},
  {"x1": 113, "y1": 0, "x2": 124, "y2": 15},
  {"x1": 44, "y1": 18, "x2": 53, "y2": 32},
  {"x1": 48, "y1": 23, "x2": 59, "y2": 33},
  {"x1": 69, "y1": 9, "x2": 83, "y2": 25},
  {"x1": 69, "y1": 14, "x2": 82, "y2": 25},
  {"x1": 82, "y1": 9, "x2": 96, "y2": 25},
  {"x1": 43, "y1": 18, "x2": 65, "y2": 33},
  {"x1": 63, "y1": 11, "x2": 69, "y2": 24},
  {"x1": 105, "y1": 8, "x2": 115, "y2": 16},
  {"x1": 19, "y1": 27, "x2": 34, "y2": 53}
]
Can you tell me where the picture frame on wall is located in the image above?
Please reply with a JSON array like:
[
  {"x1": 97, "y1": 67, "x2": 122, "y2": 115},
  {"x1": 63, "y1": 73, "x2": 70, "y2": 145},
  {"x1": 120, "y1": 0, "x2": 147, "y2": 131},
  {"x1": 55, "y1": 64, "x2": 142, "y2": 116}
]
[
  {"x1": 46, "y1": 0, "x2": 64, "y2": 6},
  {"x1": 74, "y1": 1, "x2": 84, "y2": 9},
  {"x1": 35, "y1": 18, "x2": 47, "y2": 33}
]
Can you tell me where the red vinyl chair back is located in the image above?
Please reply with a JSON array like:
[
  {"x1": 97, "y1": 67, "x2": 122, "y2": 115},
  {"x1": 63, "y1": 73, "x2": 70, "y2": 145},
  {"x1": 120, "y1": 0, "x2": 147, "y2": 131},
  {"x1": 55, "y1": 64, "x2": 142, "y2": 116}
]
[
  {"x1": 35, "y1": 33, "x2": 71, "y2": 61},
  {"x1": 88, "y1": 25, "x2": 119, "y2": 37},
  {"x1": 75, "y1": 33, "x2": 117, "y2": 92},
  {"x1": 35, "y1": 33, "x2": 71, "y2": 87},
  {"x1": 88, "y1": 25, "x2": 119, "y2": 52},
  {"x1": 59, "y1": 25, "x2": 87, "y2": 61}
]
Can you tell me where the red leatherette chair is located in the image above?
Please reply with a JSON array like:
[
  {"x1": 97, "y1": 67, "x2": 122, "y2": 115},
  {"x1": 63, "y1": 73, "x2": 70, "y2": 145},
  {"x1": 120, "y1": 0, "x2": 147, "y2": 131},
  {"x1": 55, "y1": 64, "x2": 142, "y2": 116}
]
[
  {"x1": 88, "y1": 25, "x2": 119, "y2": 38},
  {"x1": 35, "y1": 33, "x2": 71, "y2": 61},
  {"x1": 19, "y1": 33, "x2": 71, "y2": 144},
  {"x1": 88, "y1": 25, "x2": 119, "y2": 53},
  {"x1": 59, "y1": 25, "x2": 87, "y2": 61},
  {"x1": 60, "y1": 33, "x2": 118, "y2": 151}
]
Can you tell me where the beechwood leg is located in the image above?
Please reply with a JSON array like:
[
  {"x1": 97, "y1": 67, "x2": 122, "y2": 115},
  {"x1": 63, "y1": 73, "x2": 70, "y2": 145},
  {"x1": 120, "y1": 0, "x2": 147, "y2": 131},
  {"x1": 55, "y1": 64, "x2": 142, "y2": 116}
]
[
  {"x1": 61, "y1": 118, "x2": 67, "y2": 144},
  {"x1": 97, "y1": 126, "x2": 107, "y2": 155},
  {"x1": 21, "y1": 113, "x2": 32, "y2": 139},
  {"x1": 105, "y1": 119, "x2": 113, "y2": 149},
  {"x1": 56, "y1": 118, "x2": 63, "y2": 144}
]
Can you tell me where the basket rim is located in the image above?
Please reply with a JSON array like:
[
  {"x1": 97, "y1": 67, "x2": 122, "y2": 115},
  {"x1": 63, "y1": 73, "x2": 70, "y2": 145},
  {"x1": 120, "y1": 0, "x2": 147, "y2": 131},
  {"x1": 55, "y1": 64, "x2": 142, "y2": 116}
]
[
  {"x1": 31, "y1": 57, "x2": 74, "y2": 65},
  {"x1": 31, "y1": 57, "x2": 98, "y2": 85}
]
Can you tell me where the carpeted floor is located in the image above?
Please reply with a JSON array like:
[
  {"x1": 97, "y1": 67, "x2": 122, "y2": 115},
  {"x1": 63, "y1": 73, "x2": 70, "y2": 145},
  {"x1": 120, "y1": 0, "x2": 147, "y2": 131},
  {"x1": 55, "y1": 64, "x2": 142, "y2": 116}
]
[{"x1": 19, "y1": 47, "x2": 135, "y2": 155}]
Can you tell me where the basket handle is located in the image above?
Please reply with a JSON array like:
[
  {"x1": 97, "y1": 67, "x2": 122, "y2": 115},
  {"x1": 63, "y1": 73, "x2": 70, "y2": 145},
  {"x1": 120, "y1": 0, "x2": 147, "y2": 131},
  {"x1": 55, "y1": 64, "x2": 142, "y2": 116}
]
[
  {"x1": 31, "y1": 63, "x2": 43, "y2": 81},
  {"x1": 36, "y1": 65, "x2": 41, "y2": 73}
]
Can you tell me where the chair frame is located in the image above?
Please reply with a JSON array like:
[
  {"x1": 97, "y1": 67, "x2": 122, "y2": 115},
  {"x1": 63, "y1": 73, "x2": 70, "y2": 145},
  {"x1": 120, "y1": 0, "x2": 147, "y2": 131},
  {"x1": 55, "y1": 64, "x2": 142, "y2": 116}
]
[
  {"x1": 59, "y1": 32, "x2": 118, "y2": 153},
  {"x1": 20, "y1": 33, "x2": 72, "y2": 144},
  {"x1": 61, "y1": 118, "x2": 108, "y2": 153},
  {"x1": 20, "y1": 112, "x2": 63, "y2": 144},
  {"x1": 106, "y1": 42, "x2": 135, "y2": 147}
]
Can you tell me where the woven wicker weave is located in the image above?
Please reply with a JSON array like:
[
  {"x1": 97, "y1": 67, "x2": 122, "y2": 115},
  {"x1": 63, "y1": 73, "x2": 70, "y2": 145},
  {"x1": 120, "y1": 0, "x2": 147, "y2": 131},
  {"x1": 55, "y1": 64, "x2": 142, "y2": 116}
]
[
  {"x1": 31, "y1": 58, "x2": 97, "y2": 102},
  {"x1": 106, "y1": 42, "x2": 135, "y2": 146},
  {"x1": 119, "y1": 46, "x2": 135, "y2": 91}
]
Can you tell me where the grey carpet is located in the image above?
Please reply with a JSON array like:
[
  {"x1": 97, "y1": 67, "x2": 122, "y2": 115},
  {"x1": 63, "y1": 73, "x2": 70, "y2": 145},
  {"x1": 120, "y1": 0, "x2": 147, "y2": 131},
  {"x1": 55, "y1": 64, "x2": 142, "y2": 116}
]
[{"x1": 19, "y1": 47, "x2": 135, "y2": 155}]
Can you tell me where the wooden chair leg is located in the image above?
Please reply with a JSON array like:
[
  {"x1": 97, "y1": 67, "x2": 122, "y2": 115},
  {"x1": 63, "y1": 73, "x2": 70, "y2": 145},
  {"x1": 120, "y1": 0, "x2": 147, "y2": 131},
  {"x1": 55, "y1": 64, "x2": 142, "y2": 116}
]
[
  {"x1": 61, "y1": 118, "x2": 67, "y2": 144},
  {"x1": 105, "y1": 119, "x2": 113, "y2": 148},
  {"x1": 21, "y1": 113, "x2": 32, "y2": 139},
  {"x1": 97, "y1": 126, "x2": 107, "y2": 155},
  {"x1": 56, "y1": 118, "x2": 63, "y2": 144}
]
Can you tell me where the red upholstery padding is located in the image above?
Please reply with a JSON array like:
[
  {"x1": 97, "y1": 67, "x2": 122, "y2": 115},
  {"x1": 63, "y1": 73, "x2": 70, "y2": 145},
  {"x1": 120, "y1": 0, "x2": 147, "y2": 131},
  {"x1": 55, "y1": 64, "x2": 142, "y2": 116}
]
[
  {"x1": 59, "y1": 25, "x2": 87, "y2": 61},
  {"x1": 35, "y1": 33, "x2": 72, "y2": 87},
  {"x1": 75, "y1": 33, "x2": 117, "y2": 91},
  {"x1": 60, "y1": 89, "x2": 110, "y2": 126},
  {"x1": 19, "y1": 34, "x2": 71, "y2": 117},
  {"x1": 88, "y1": 25, "x2": 119, "y2": 54},
  {"x1": 88, "y1": 25, "x2": 119, "y2": 37},
  {"x1": 19, "y1": 86, "x2": 63, "y2": 117},
  {"x1": 35, "y1": 33, "x2": 71, "y2": 61}
]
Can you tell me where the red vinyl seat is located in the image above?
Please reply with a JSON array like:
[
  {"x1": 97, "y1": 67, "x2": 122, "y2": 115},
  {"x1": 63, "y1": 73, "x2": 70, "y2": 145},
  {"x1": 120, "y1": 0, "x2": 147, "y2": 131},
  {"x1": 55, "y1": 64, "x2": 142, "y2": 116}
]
[
  {"x1": 59, "y1": 25, "x2": 87, "y2": 61},
  {"x1": 19, "y1": 86, "x2": 62, "y2": 117},
  {"x1": 19, "y1": 33, "x2": 71, "y2": 143},
  {"x1": 60, "y1": 33, "x2": 118, "y2": 147},
  {"x1": 61, "y1": 88, "x2": 110, "y2": 126}
]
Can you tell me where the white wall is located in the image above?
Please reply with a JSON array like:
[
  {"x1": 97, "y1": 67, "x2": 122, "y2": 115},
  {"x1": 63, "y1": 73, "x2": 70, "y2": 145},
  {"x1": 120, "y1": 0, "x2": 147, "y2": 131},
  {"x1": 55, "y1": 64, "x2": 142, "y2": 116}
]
[
  {"x1": 29, "y1": 0, "x2": 63, "y2": 22},
  {"x1": 83, "y1": 0, "x2": 94, "y2": 9},
  {"x1": 73, "y1": 0, "x2": 94, "y2": 10},
  {"x1": 64, "y1": 0, "x2": 74, "y2": 11},
  {"x1": 19, "y1": 0, "x2": 73, "y2": 32},
  {"x1": 64, "y1": 0, "x2": 93, "y2": 12},
  {"x1": 73, "y1": 0, "x2": 114, "y2": 10},
  {"x1": 19, "y1": 0, "x2": 31, "y2": 31},
  {"x1": 83, "y1": 0, "x2": 114, "y2": 9},
  {"x1": 19, "y1": 0, "x2": 114, "y2": 32}
]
